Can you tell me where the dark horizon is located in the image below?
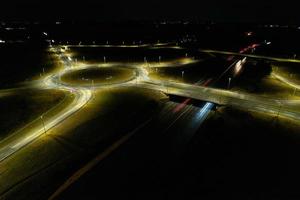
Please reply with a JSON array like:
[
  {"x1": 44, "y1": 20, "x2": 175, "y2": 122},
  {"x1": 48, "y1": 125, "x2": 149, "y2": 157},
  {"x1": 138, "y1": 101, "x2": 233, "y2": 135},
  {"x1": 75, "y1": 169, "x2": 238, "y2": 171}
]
[{"x1": 1, "y1": 0, "x2": 299, "y2": 24}]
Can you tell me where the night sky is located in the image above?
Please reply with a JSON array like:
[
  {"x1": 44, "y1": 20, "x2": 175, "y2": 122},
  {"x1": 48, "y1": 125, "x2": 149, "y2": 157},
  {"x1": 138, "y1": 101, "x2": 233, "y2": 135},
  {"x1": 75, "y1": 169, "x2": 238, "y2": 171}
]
[{"x1": 1, "y1": 0, "x2": 299, "y2": 23}]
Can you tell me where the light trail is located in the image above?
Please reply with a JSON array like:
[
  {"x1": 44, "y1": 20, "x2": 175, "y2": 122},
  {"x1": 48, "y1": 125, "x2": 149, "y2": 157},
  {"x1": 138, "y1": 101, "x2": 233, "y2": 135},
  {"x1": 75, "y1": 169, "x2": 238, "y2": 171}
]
[
  {"x1": 0, "y1": 46, "x2": 92, "y2": 162},
  {"x1": 271, "y1": 71, "x2": 300, "y2": 90},
  {"x1": 200, "y1": 49, "x2": 300, "y2": 63},
  {"x1": 2, "y1": 44, "x2": 300, "y2": 164}
]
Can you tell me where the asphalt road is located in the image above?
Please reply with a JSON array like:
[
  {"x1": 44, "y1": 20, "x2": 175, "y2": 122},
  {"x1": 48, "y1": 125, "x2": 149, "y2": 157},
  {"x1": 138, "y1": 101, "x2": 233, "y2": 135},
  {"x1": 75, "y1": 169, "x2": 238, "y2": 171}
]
[
  {"x1": 53, "y1": 99, "x2": 213, "y2": 199},
  {"x1": 200, "y1": 49, "x2": 300, "y2": 63},
  {"x1": 1, "y1": 44, "x2": 300, "y2": 199},
  {"x1": 1, "y1": 44, "x2": 300, "y2": 163}
]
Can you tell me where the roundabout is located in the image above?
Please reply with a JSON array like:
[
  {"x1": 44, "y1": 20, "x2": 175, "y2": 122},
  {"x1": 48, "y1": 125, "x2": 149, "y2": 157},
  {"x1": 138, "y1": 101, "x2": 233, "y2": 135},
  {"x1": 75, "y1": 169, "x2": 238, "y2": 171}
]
[{"x1": 59, "y1": 66, "x2": 136, "y2": 87}]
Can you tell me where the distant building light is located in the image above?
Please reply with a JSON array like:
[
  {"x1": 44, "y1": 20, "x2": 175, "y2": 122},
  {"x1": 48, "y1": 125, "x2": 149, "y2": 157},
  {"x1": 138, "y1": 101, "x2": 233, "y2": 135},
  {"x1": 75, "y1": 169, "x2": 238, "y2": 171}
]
[
  {"x1": 246, "y1": 31, "x2": 253, "y2": 36},
  {"x1": 0, "y1": 40, "x2": 5, "y2": 43}
]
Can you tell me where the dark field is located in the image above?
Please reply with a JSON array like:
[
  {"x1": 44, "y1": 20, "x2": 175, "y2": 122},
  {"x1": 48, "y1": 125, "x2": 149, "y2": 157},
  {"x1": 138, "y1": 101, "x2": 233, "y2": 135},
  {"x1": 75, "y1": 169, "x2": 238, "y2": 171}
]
[
  {"x1": 56, "y1": 105, "x2": 300, "y2": 200},
  {"x1": 0, "y1": 44, "x2": 59, "y2": 88}
]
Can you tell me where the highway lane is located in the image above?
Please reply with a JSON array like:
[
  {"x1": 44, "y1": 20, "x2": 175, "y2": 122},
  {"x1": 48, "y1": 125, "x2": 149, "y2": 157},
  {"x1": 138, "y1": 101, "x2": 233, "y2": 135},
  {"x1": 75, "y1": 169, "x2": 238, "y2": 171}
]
[
  {"x1": 2, "y1": 44, "x2": 300, "y2": 163},
  {"x1": 200, "y1": 49, "x2": 300, "y2": 63},
  {"x1": 3, "y1": 43, "x2": 300, "y2": 199},
  {"x1": 271, "y1": 71, "x2": 300, "y2": 90},
  {"x1": 136, "y1": 80, "x2": 300, "y2": 121},
  {"x1": 63, "y1": 42, "x2": 178, "y2": 49},
  {"x1": 0, "y1": 47, "x2": 92, "y2": 162},
  {"x1": 51, "y1": 46, "x2": 300, "y2": 123}
]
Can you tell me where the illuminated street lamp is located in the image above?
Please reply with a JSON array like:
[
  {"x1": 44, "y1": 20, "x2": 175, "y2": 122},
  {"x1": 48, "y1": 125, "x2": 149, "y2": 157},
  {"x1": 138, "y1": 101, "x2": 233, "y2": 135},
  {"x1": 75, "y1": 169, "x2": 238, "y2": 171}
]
[
  {"x1": 228, "y1": 77, "x2": 232, "y2": 89},
  {"x1": 103, "y1": 56, "x2": 106, "y2": 63},
  {"x1": 181, "y1": 71, "x2": 184, "y2": 79},
  {"x1": 293, "y1": 88, "x2": 297, "y2": 96},
  {"x1": 40, "y1": 115, "x2": 46, "y2": 134},
  {"x1": 92, "y1": 80, "x2": 94, "y2": 91},
  {"x1": 158, "y1": 56, "x2": 161, "y2": 63}
]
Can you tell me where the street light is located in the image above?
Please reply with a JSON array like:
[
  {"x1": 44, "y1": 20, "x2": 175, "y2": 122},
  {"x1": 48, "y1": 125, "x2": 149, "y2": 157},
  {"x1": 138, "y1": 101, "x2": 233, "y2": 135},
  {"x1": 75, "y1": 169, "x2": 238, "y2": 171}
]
[
  {"x1": 103, "y1": 56, "x2": 106, "y2": 63},
  {"x1": 293, "y1": 87, "x2": 297, "y2": 96},
  {"x1": 228, "y1": 77, "x2": 232, "y2": 89},
  {"x1": 40, "y1": 115, "x2": 46, "y2": 134},
  {"x1": 181, "y1": 71, "x2": 184, "y2": 79}
]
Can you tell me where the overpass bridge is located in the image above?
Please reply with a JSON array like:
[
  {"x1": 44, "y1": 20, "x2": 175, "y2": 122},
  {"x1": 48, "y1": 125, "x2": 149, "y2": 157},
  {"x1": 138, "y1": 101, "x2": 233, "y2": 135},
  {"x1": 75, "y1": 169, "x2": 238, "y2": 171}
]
[
  {"x1": 200, "y1": 49, "x2": 300, "y2": 63},
  {"x1": 139, "y1": 80, "x2": 300, "y2": 121}
]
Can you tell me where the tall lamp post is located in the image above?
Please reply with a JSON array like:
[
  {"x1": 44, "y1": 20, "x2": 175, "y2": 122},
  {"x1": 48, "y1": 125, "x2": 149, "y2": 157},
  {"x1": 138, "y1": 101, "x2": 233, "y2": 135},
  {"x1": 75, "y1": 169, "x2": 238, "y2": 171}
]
[
  {"x1": 228, "y1": 77, "x2": 232, "y2": 89},
  {"x1": 40, "y1": 115, "x2": 46, "y2": 134}
]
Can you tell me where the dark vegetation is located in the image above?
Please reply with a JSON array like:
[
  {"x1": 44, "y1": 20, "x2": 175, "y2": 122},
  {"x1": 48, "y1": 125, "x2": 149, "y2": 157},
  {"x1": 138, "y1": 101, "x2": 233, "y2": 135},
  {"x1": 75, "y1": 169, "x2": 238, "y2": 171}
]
[
  {"x1": 0, "y1": 44, "x2": 55, "y2": 88},
  {"x1": 56, "y1": 105, "x2": 300, "y2": 200},
  {"x1": 61, "y1": 67, "x2": 134, "y2": 85},
  {"x1": 0, "y1": 89, "x2": 65, "y2": 140},
  {"x1": 233, "y1": 60, "x2": 272, "y2": 92},
  {"x1": 152, "y1": 57, "x2": 229, "y2": 85}
]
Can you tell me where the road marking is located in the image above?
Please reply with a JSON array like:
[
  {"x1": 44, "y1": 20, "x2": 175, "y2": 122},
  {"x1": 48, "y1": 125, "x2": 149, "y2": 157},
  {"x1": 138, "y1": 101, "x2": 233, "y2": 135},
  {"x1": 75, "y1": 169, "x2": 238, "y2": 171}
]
[{"x1": 48, "y1": 119, "x2": 151, "y2": 200}]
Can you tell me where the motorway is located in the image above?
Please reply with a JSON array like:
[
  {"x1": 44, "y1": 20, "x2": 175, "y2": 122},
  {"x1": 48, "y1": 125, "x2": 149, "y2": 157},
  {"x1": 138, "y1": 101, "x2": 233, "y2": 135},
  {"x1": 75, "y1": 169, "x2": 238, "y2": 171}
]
[
  {"x1": 1, "y1": 43, "x2": 300, "y2": 198},
  {"x1": 2, "y1": 44, "x2": 300, "y2": 162},
  {"x1": 200, "y1": 49, "x2": 300, "y2": 63}
]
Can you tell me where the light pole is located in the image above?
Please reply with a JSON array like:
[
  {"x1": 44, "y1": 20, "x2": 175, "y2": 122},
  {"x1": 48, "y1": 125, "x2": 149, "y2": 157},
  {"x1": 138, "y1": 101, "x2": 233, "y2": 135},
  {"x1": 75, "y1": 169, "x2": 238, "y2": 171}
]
[
  {"x1": 134, "y1": 71, "x2": 138, "y2": 85},
  {"x1": 158, "y1": 56, "x2": 161, "y2": 63},
  {"x1": 104, "y1": 56, "x2": 106, "y2": 63},
  {"x1": 144, "y1": 57, "x2": 147, "y2": 64},
  {"x1": 40, "y1": 115, "x2": 46, "y2": 134},
  {"x1": 227, "y1": 77, "x2": 232, "y2": 89},
  {"x1": 293, "y1": 87, "x2": 297, "y2": 96},
  {"x1": 181, "y1": 71, "x2": 184, "y2": 79},
  {"x1": 276, "y1": 104, "x2": 282, "y2": 119}
]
